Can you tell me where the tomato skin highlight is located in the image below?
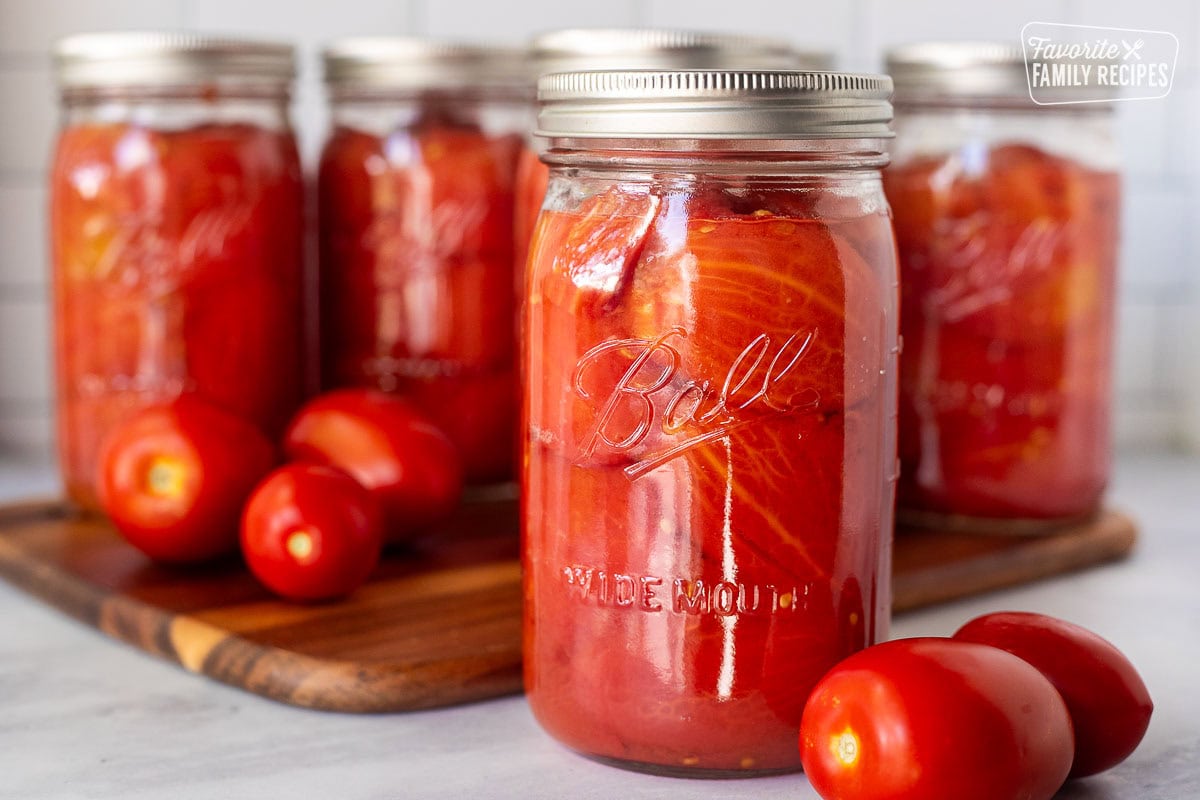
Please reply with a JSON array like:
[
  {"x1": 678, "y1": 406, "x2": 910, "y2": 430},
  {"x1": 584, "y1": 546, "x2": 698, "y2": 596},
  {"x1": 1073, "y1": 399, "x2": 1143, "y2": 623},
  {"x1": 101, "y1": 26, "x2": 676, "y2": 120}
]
[
  {"x1": 799, "y1": 637, "x2": 1074, "y2": 800},
  {"x1": 283, "y1": 389, "x2": 462, "y2": 542},
  {"x1": 241, "y1": 464, "x2": 383, "y2": 601},
  {"x1": 954, "y1": 611, "x2": 1153, "y2": 778},
  {"x1": 98, "y1": 396, "x2": 277, "y2": 563}
]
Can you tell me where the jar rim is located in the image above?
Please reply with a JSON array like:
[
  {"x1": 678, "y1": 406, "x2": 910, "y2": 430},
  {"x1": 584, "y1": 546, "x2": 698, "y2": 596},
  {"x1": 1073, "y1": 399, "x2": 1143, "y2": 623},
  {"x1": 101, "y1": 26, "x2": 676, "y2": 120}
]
[{"x1": 536, "y1": 70, "x2": 894, "y2": 140}]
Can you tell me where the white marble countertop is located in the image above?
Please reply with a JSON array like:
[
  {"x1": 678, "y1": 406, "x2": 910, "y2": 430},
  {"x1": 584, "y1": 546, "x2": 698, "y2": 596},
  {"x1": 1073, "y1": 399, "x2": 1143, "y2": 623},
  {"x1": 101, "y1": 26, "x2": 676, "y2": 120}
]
[{"x1": 0, "y1": 452, "x2": 1197, "y2": 800}]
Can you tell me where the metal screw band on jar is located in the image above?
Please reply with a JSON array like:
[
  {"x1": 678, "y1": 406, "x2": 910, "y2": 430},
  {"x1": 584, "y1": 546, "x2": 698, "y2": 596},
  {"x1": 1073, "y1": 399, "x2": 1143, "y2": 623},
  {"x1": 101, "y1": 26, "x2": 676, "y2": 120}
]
[
  {"x1": 536, "y1": 69, "x2": 893, "y2": 139},
  {"x1": 528, "y1": 28, "x2": 829, "y2": 75},
  {"x1": 323, "y1": 37, "x2": 530, "y2": 93},
  {"x1": 54, "y1": 31, "x2": 295, "y2": 89},
  {"x1": 887, "y1": 40, "x2": 1112, "y2": 107}
]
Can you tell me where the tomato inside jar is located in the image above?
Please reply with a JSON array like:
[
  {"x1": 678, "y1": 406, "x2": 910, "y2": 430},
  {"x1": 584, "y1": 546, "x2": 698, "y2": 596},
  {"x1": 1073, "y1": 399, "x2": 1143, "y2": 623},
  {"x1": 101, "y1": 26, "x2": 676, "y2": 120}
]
[
  {"x1": 318, "y1": 39, "x2": 533, "y2": 484},
  {"x1": 523, "y1": 70, "x2": 899, "y2": 776},
  {"x1": 515, "y1": 29, "x2": 829, "y2": 293},
  {"x1": 50, "y1": 34, "x2": 305, "y2": 511},
  {"x1": 884, "y1": 43, "x2": 1120, "y2": 526}
]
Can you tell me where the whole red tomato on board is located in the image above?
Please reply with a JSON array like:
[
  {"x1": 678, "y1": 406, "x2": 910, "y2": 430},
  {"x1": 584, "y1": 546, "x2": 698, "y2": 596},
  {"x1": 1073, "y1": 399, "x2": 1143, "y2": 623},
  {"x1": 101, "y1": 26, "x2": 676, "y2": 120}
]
[
  {"x1": 241, "y1": 464, "x2": 383, "y2": 601},
  {"x1": 799, "y1": 638, "x2": 1074, "y2": 800},
  {"x1": 98, "y1": 396, "x2": 276, "y2": 563},
  {"x1": 283, "y1": 390, "x2": 462, "y2": 541},
  {"x1": 954, "y1": 611, "x2": 1153, "y2": 778}
]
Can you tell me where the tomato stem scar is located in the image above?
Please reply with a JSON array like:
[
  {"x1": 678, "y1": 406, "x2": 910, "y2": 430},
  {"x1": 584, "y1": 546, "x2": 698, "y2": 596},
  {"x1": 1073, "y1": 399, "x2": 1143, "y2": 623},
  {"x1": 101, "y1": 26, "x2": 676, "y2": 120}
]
[
  {"x1": 286, "y1": 529, "x2": 316, "y2": 564},
  {"x1": 833, "y1": 729, "x2": 860, "y2": 766},
  {"x1": 145, "y1": 457, "x2": 186, "y2": 499}
]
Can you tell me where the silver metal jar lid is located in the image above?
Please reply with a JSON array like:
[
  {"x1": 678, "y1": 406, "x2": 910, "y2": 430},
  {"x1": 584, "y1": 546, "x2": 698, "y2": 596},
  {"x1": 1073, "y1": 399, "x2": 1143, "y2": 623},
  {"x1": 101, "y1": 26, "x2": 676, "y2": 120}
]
[
  {"x1": 54, "y1": 32, "x2": 295, "y2": 89},
  {"x1": 887, "y1": 41, "x2": 1029, "y2": 101},
  {"x1": 887, "y1": 40, "x2": 1115, "y2": 107},
  {"x1": 323, "y1": 37, "x2": 530, "y2": 91},
  {"x1": 536, "y1": 70, "x2": 893, "y2": 139},
  {"x1": 529, "y1": 28, "x2": 829, "y2": 75}
]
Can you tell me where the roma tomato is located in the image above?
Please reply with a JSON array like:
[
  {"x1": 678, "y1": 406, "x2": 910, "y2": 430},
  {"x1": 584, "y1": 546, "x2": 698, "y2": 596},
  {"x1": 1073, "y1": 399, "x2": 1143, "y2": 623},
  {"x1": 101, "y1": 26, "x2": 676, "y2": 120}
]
[
  {"x1": 98, "y1": 396, "x2": 276, "y2": 563},
  {"x1": 283, "y1": 389, "x2": 462, "y2": 541},
  {"x1": 241, "y1": 464, "x2": 383, "y2": 601},
  {"x1": 799, "y1": 638, "x2": 1074, "y2": 800},
  {"x1": 954, "y1": 611, "x2": 1153, "y2": 778}
]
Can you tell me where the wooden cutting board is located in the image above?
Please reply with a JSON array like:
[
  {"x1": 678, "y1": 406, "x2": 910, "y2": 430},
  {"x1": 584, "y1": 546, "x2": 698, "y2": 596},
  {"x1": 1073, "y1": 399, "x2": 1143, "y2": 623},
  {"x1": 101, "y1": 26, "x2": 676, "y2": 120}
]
[{"x1": 0, "y1": 499, "x2": 1136, "y2": 713}]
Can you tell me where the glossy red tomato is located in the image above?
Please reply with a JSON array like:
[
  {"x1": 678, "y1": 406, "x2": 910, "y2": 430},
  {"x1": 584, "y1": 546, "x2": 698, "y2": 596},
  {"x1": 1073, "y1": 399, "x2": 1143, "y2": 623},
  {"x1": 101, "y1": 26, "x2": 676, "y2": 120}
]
[
  {"x1": 98, "y1": 396, "x2": 276, "y2": 563},
  {"x1": 954, "y1": 611, "x2": 1153, "y2": 778},
  {"x1": 241, "y1": 464, "x2": 383, "y2": 601},
  {"x1": 799, "y1": 638, "x2": 1074, "y2": 800},
  {"x1": 283, "y1": 389, "x2": 462, "y2": 541}
]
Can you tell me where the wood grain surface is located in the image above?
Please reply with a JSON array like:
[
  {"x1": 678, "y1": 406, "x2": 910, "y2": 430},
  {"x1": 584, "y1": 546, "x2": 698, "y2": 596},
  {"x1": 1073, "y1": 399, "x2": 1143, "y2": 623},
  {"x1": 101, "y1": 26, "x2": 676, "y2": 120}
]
[
  {"x1": 0, "y1": 500, "x2": 1136, "y2": 713},
  {"x1": 893, "y1": 510, "x2": 1138, "y2": 611}
]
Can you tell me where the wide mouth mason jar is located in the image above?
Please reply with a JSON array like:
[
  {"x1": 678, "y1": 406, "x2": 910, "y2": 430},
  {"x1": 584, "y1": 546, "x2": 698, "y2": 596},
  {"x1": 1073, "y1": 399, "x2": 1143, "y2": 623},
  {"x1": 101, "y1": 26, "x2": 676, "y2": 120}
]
[
  {"x1": 884, "y1": 42, "x2": 1119, "y2": 528},
  {"x1": 318, "y1": 39, "x2": 532, "y2": 485},
  {"x1": 522, "y1": 70, "x2": 898, "y2": 776},
  {"x1": 50, "y1": 32, "x2": 305, "y2": 511},
  {"x1": 515, "y1": 30, "x2": 830, "y2": 276}
]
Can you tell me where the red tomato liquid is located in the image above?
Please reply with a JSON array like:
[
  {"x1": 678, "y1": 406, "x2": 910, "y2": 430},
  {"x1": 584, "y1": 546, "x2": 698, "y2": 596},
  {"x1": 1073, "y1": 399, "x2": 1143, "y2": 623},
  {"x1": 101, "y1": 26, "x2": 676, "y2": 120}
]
[
  {"x1": 522, "y1": 183, "x2": 896, "y2": 773},
  {"x1": 51, "y1": 122, "x2": 305, "y2": 510},
  {"x1": 318, "y1": 117, "x2": 523, "y2": 484},
  {"x1": 885, "y1": 144, "x2": 1118, "y2": 522}
]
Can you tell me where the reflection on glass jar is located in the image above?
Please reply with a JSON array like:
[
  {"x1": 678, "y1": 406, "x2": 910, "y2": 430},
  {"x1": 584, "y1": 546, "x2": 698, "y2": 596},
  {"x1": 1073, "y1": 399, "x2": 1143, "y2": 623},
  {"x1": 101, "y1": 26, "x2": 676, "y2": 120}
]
[
  {"x1": 523, "y1": 70, "x2": 898, "y2": 776},
  {"x1": 318, "y1": 39, "x2": 532, "y2": 484},
  {"x1": 50, "y1": 33, "x2": 305, "y2": 510},
  {"x1": 516, "y1": 29, "x2": 829, "y2": 283},
  {"x1": 885, "y1": 43, "x2": 1120, "y2": 526}
]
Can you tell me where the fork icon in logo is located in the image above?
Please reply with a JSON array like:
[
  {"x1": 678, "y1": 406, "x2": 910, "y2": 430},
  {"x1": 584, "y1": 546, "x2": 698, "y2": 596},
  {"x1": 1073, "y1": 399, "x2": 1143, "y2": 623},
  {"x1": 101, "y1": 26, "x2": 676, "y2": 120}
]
[{"x1": 1122, "y1": 39, "x2": 1145, "y2": 60}]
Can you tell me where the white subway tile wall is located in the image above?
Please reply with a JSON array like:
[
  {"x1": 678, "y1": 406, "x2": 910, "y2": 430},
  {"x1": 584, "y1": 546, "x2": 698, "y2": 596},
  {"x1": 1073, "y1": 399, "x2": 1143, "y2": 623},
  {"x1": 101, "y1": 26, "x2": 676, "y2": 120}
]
[
  {"x1": 0, "y1": 298, "x2": 52, "y2": 406},
  {"x1": 424, "y1": 0, "x2": 642, "y2": 41},
  {"x1": 0, "y1": 0, "x2": 1196, "y2": 456},
  {"x1": 857, "y1": 0, "x2": 1071, "y2": 70},
  {"x1": 0, "y1": 183, "x2": 45, "y2": 288},
  {"x1": 0, "y1": 0, "x2": 181, "y2": 56},
  {"x1": 643, "y1": 0, "x2": 857, "y2": 65},
  {"x1": 0, "y1": 65, "x2": 57, "y2": 173},
  {"x1": 1122, "y1": 177, "x2": 1193, "y2": 295}
]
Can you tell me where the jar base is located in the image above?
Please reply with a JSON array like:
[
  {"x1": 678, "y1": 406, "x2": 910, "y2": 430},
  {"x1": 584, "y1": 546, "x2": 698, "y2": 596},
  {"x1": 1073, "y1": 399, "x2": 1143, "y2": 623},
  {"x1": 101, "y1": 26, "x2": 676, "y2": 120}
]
[
  {"x1": 581, "y1": 752, "x2": 801, "y2": 780},
  {"x1": 897, "y1": 507, "x2": 1100, "y2": 536}
]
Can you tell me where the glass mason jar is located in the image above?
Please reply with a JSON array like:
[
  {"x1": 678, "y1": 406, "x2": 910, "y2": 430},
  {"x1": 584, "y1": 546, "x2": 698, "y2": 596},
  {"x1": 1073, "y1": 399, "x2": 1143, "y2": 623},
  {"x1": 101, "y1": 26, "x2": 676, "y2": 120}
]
[
  {"x1": 884, "y1": 43, "x2": 1120, "y2": 527},
  {"x1": 515, "y1": 30, "x2": 830, "y2": 276},
  {"x1": 319, "y1": 39, "x2": 531, "y2": 484},
  {"x1": 50, "y1": 33, "x2": 305, "y2": 511},
  {"x1": 523, "y1": 70, "x2": 898, "y2": 776}
]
